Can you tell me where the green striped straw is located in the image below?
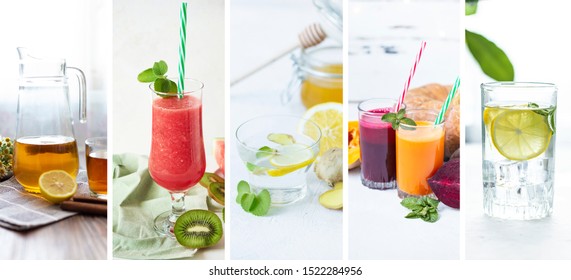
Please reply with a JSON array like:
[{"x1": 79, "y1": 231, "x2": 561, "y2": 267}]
[
  {"x1": 435, "y1": 76, "x2": 460, "y2": 124},
  {"x1": 177, "y1": 2, "x2": 188, "y2": 98}
]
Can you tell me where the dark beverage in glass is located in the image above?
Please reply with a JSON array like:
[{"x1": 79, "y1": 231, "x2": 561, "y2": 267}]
[{"x1": 358, "y1": 99, "x2": 400, "y2": 189}]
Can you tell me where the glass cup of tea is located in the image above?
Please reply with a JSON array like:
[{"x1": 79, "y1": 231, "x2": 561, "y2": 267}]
[{"x1": 85, "y1": 137, "x2": 107, "y2": 199}]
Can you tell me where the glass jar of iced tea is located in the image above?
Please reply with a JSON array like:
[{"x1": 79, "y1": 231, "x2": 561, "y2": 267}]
[{"x1": 283, "y1": 46, "x2": 343, "y2": 109}]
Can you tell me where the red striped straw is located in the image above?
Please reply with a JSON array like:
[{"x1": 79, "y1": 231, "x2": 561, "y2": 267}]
[{"x1": 395, "y1": 41, "x2": 427, "y2": 111}]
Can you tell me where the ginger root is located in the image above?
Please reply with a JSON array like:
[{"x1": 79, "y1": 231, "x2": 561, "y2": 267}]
[{"x1": 315, "y1": 148, "x2": 342, "y2": 186}]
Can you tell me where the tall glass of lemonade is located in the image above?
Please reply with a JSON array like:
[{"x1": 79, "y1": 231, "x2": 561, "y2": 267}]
[{"x1": 481, "y1": 82, "x2": 556, "y2": 220}]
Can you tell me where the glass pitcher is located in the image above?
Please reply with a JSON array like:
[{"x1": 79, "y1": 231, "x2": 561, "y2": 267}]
[{"x1": 13, "y1": 48, "x2": 87, "y2": 193}]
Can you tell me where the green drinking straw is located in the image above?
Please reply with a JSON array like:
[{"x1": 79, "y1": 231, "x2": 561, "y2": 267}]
[
  {"x1": 177, "y1": 2, "x2": 188, "y2": 98},
  {"x1": 435, "y1": 76, "x2": 460, "y2": 124}
]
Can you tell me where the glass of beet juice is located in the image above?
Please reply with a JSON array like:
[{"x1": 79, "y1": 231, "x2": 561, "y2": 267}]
[{"x1": 358, "y1": 99, "x2": 401, "y2": 189}]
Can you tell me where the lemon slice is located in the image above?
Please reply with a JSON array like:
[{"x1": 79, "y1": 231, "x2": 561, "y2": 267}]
[
  {"x1": 491, "y1": 110, "x2": 552, "y2": 161},
  {"x1": 483, "y1": 107, "x2": 503, "y2": 130},
  {"x1": 301, "y1": 102, "x2": 343, "y2": 155},
  {"x1": 39, "y1": 170, "x2": 77, "y2": 204},
  {"x1": 267, "y1": 144, "x2": 316, "y2": 177}
]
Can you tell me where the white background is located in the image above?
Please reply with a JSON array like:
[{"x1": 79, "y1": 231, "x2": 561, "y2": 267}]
[{"x1": 0, "y1": 0, "x2": 110, "y2": 167}]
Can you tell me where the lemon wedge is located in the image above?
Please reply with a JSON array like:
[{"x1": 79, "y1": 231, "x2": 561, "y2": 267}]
[{"x1": 301, "y1": 102, "x2": 343, "y2": 155}]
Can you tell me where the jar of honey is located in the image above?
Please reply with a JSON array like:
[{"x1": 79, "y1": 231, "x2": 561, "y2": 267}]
[{"x1": 283, "y1": 46, "x2": 343, "y2": 108}]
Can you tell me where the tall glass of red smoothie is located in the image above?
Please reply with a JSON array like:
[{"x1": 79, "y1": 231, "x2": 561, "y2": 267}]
[
  {"x1": 148, "y1": 78, "x2": 206, "y2": 237},
  {"x1": 358, "y1": 99, "x2": 401, "y2": 190}
]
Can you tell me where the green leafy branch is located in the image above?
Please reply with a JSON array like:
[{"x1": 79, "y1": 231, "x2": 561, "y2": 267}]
[{"x1": 465, "y1": 0, "x2": 514, "y2": 81}]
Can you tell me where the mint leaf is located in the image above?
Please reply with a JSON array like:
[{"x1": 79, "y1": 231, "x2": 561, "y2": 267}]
[
  {"x1": 246, "y1": 162, "x2": 267, "y2": 175},
  {"x1": 154, "y1": 78, "x2": 177, "y2": 93},
  {"x1": 400, "y1": 197, "x2": 420, "y2": 209},
  {"x1": 154, "y1": 78, "x2": 170, "y2": 93},
  {"x1": 381, "y1": 113, "x2": 397, "y2": 123},
  {"x1": 425, "y1": 197, "x2": 440, "y2": 208},
  {"x1": 428, "y1": 212, "x2": 439, "y2": 223},
  {"x1": 167, "y1": 78, "x2": 178, "y2": 93},
  {"x1": 401, "y1": 196, "x2": 440, "y2": 223},
  {"x1": 137, "y1": 68, "x2": 156, "y2": 83},
  {"x1": 256, "y1": 146, "x2": 276, "y2": 159},
  {"x1": 396, "y1": 109, "x2": 406, "y2": 119},
  {"x1": 548, "y1": 109, "x2": 556, "y2": 134},
  {"x1": 240, "y1": 193, "x2": 256, "y2": 212},
  {"x1": 405, "y1": 212, "x2": 420, "y2": 219},
  {"x1": 382, "y1": 108, "x2": 417, "y2": 130},
  {"x1": 400, "y1": 118, "x2": 417, "y2": 126},
  {"x1": 236, "y1": 180, "x2": 250, "y2": 203},
  {"x1": 153, "y1": 60, "x2": 168, "y2": 76},
  {"x1": 236, "y1": 180, "x2": 272, "y2": 216},
  {"x1": 250, "y1": 189, "x2": 271, "y2": 216}
]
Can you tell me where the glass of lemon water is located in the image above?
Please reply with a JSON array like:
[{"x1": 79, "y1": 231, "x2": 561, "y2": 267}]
[
  {"x1": 481, "y1": 82, "x2": 557, "y2": 220},
  {"x1": 236, "y1": 115, "x2": 321, "y2": 205}
]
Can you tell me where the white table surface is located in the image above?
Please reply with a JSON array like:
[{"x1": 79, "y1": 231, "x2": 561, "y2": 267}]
[
  {"x1": 229, "y1": 0, "x2": 342, "y2": 260},
  {"x1": 465, "y1": 143, "x2": 571, "y2": 260},
  {"x1": 347, "y1": 0, "x2": 460, "y2": 260},
  {"x1": 348, "y1": 169, "x2": 460, "y2": 260}
]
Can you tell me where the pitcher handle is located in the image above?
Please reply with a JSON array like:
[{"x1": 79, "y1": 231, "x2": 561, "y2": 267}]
[{"x1": 67, "y1": 67, "x2": 87, "y2": 123}]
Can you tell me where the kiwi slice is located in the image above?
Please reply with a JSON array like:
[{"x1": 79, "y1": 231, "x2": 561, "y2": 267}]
[
  {"x1": 174, "y1": 210, "x2": 223, "y2": 248},
  {"x1": 208, "y1": 182, "x2": 225, "y2": 206},
  {"x1": 200, "y1": 172, "x2": 224, "y2": 188}
]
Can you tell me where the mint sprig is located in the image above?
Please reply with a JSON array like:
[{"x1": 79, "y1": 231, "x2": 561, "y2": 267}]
[
  {"x1": 236, "y1": 180, "x2": 271, "y2": 216},
  {"x1": 528, "y1": 102, "x2": 556, "y2": 134},
  {"x1": 381, "y1": 109, "x2": 417, "y2": 130},
  {"x1": 137, "y1": 60, "x2": 178, "y2": 93},
  {"x1": 401, "y1": 197, "x2": 439, "y2": 223}
]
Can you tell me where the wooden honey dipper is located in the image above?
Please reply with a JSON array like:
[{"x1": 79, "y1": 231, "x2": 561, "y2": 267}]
[{"x1": 231, "y1": 23, "x2": 327, "y2": 86}]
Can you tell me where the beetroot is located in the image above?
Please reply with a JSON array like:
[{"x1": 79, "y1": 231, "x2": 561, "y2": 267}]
[{"x1": 427, "y1": 158, "x2": 460, "y2": 209}]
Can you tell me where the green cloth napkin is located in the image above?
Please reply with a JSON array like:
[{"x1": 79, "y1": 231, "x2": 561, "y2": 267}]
[{"x1": 112, "y1": 153, "x2": 208, "y2": 259}]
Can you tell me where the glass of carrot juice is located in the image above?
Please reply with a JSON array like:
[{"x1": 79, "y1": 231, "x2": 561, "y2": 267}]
[{"x1": 396, "y1": 109, "x2": 445, "y2": 198}]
